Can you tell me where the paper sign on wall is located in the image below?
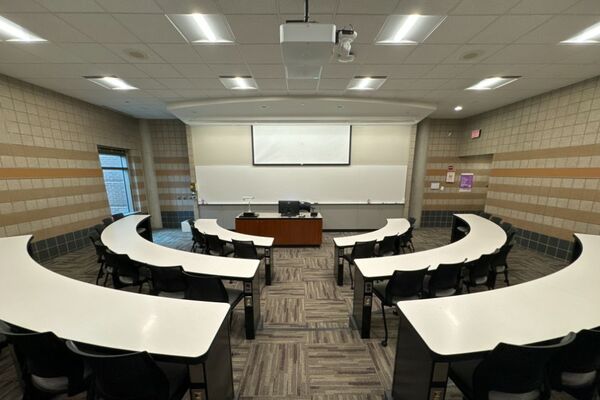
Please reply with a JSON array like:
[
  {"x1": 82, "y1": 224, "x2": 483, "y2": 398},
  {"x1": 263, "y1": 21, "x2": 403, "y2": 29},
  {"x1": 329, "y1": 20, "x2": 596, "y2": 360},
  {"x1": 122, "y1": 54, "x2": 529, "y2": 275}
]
[
  {"x1": 459, "y1": 173, "x2": 474, "y2": 192},
  {"x1": 445, "y1": 171, "x2": 455, "y2": 183}
]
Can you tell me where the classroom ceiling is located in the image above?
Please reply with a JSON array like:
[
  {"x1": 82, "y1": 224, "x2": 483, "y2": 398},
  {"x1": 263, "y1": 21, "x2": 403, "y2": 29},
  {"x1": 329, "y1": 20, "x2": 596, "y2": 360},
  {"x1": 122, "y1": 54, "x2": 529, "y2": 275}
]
[{"x1": 0, "y1": 0, "x2": 599, "y2": 120}]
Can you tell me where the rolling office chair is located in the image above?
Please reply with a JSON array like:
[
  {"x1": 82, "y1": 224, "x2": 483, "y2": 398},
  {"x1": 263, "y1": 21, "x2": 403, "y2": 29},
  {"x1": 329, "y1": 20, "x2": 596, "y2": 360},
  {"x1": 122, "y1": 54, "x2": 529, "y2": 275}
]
[
  {"x1": 408, "y1": 217, "x2": 416, "y2": 227},
  {"x1": 190, "y1": 225, "x2": 207, "y2": 254},
  {"x1": 480, "y1": 212, "x2": 492, "y2": 219},
  {"x1": 89, "y1": 232, "x2": 110, "y2": 286},
  {"x1": 148, "y1": 266, "x2": 187, "y2": 299},
  {"x1": 500, "y1": 222, "x2": 513, "y2": 233},
  {"x1": 104, "y1": 251, "x2": 150, "y2": 292},
  {"x1": 66, "y1": 340, "x2": 190, "y2": 400},
  {"x1": 449, "y1": 333, "x2": 576, "y2": 400},
  {"x1": 205, "y1": 233, "x2": 234, "y2": 256},
  {"x1": 490, "y1": 216, "x2": 502, "y2": 225},
  {"x1": 423, "y1": 260, "x2": 465, "y2": 298},
  {"x1": 397, "y1": 227, "x2": 415, "y2": 253},
  {"x1": 343, "y1": 240, "x2": 377, "y2": 289},
  {"x1": 489, "y1": 244, "x2": 513, "y2": 288},
  {"x1": 112, "y1": 213, "x2": 125, "y2": 220},
  {"x1": 549, "y1": 328, "x2": 600, "y2": 400},
  {"x1": 102, "y1": 217, "x2": 113, "y2": 227},
  {"x1": 375, "y1": 234, "x2": 399, "y2": 257},
  {"x1": 462, "y1": 254, "x2": 494, "y2": 293},
  {"x1": 93, "y1": 224, "x2": 105, "y2": 235},
  {"x1": 372, "y1": 268, "x2": 429, "y2": 347},
  {"x1": 0, "y1": 321, "x2": 87, "y2": 399},
  {"x1": 232, "y1": 239, "x2": 264, "y2": 261}
]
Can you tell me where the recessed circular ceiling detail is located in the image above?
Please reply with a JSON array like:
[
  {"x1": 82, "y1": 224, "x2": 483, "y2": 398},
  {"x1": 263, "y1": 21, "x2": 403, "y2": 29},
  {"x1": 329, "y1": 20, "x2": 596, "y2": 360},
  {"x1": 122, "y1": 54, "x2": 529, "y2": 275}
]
[
  {"x1": 167, "y1": 96, "x2": 436, "y2": 125},
  {"x1": 124, "y1": 49, "x2": 148, "y2": 60},
  {"x1": 461, "y1": 50, "x2": 483, "y2": 60}
]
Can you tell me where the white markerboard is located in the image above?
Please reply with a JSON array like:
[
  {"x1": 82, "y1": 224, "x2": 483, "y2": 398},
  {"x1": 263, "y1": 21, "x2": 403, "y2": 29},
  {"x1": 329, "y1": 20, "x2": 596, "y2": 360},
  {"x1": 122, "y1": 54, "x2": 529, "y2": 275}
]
[{"x1": 195, "y1": 165, "x2": 407, "y2": 204}]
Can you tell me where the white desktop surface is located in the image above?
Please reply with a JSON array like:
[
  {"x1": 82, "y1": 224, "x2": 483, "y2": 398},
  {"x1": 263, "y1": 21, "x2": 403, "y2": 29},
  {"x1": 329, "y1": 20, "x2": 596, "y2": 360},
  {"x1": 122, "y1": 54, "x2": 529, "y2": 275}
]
[
  {"x1": 0, "y1": 235, "x2": 230, "y2": 359},
  {"x1": 333, "y1": 218, "x2": 411, "y2": 248},
  {"x1": 397, "y1": 233, "x2": 600, "y2": 356},
  {"x1": 102, "y1": 215, "x2": 259, "y2": 279},
  {"x1": 195, "y1": 219, "x2": 274, "y2": 247},
  {"x1": 237, "y1": 212, "x2": 322, "y2": 219},
  {"x1": 355, "y1": 214, "x2": 506, "y2": 279}
]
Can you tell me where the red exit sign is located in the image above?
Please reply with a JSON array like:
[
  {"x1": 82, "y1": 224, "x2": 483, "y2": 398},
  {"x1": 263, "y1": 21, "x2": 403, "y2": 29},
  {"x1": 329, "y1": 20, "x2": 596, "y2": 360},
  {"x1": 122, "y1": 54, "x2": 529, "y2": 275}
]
[{"x1": 471, "y1": 129, "x2": 481, "y2": 139}]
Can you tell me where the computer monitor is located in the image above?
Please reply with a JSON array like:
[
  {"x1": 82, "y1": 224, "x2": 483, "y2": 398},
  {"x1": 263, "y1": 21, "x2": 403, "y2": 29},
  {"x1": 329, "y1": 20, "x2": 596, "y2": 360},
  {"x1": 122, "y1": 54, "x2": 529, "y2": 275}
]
[
  {"x1": 299, "y1": 201, "x2": 311, "y2": 212},
  {"x1": 278, "y1": 200, "x2": 300, "y2": 216}
]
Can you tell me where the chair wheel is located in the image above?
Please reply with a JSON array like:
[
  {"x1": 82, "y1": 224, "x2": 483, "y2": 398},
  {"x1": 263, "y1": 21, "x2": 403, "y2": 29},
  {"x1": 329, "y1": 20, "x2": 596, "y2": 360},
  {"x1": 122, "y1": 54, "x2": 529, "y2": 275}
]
[{"x1": 381, "y1": 340, "x2": 387, "y2": 347}]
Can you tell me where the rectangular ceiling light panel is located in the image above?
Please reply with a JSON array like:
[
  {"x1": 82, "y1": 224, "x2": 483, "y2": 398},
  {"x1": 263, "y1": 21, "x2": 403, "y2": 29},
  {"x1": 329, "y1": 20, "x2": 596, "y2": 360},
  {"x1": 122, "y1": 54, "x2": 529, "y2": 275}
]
[
  {"x1": 347, "y1": 76, "x2": 387, "y2": 91},
  {"x1": 0, "y1": 15, "x2": 46, "y2": 42},
  {"x1": 561, "y1": 21, "x2": 600, "y2": 44},
  {"x1": 166, "y1": 14, "x2": 235, "y2": 43},
  {"x1": 466, "y1": 76, "x2": 521, "y2": 91},
  {"x1": 375, "y1": 15, "x2": 446, "y2": 44},
  {"x1": 219, "y1": 76, "x2": 258, "y2": 90},
  {"x1": 84, "y1": 76, "x2": 138, "y2": 90}
]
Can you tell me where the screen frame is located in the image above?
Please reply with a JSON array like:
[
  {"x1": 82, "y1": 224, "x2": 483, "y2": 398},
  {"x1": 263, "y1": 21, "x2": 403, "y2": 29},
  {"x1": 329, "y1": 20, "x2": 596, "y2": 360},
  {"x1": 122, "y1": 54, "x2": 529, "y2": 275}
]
[{"x1": 251, "y1": 125, "x2": 352, "y2": 166}]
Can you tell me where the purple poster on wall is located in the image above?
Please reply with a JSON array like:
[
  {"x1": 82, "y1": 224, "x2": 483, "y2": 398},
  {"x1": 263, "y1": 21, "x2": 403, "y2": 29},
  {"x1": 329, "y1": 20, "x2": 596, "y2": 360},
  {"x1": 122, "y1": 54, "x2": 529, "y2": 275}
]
[{"x1": 459, "y1": 173, "x2": 474, "y2": 192}]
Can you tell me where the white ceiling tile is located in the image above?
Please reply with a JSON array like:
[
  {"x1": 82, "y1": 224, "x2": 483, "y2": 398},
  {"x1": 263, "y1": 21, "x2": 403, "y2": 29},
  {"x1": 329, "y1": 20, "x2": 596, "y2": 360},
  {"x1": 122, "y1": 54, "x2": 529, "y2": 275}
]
[
  {"x1": 509, "y1": 0, "x2": 579, "y2": 14},
  {"x1": 278, "y1": 0, "x2": 337, "y2": 14},
  {"x1": 563, "y1": 0, "x2": 600, "y2": 14},
  {"x1": 357, "y1": 64, "x2": 433, "y2": 79},
  {"x1": 16, "y1": 43, "x2": 85, "y2": 63},
  {"x1": 95, "y1": 0, "x2": 163, "y2": 13},
  {"x1": 188, "y1": 78, "x2": 224, "y2": 89},
  {"x1": 287, "y1": 80, "x2": 318, "y2": 90},
  {"x1": 317, "y1": 79, "x2": 349, "y2": 90},
  {"x1": 534, "y1": 64, "x2": 600, "y2": 79},
  {"x1": 207, "y1": 63, "x2": 250, "y2": 76},
  {"x1": 354, "y1": 45, "x2": 414, "y2": 64},
  {"x1": 482, "y1": 44, "x2": 585, "y2": 64},
  {"x1": 58, "y1": 14, "x2": 141, "y2": 43},
  {"x1": 154, "y1": 78, "x2": 194, "y2": 89},
  {"x1": 226, "y1": 15, "x2": 280, "y2": 44},
  {"x1": 253, "y1": 78, "x2": 285, "y2": 89},
  {"x1": 442, "y1": 44, "x2": 504, "y2": 64},
  {"x1": 124, "y1": 78, "x2": 165, "y2": 89},
  {"x1": 5, "y1": 13, "x2": 93, "y2": 42},
  {"x1": 424, "y1": 16, "x2": 496, "y2": 44},
  {"x1": 451, "y1": 0, "x2": 520, "y2": 15},
  {"x1": 172, "y1": 63, "x2": 215, "y2": 78},
  {"x1": 35, "y1": 0, "x2": 104, "y2": 12},
  {"x1": 394, "y1": 0, "x2": 461, "y2": 14},
  {"x1": 113, "y1": 14, "x2": 186, "y2": 43},
  {"x1": 469, "y1": 15, "x2": 551, "y2": 44},
  {"x1": 239, "y1": 44, "x2": 282, "y2": 64},
  {"x1": 334, "y1": 15, "x2": 387, "y2": 44},
  {"x1": 134, "y1": 63, "x2": 183, "y2": 77},
  {"x1": 455, "y1": 63, "x2": 543, "y2": 79},
  {"x1": 424, "y1": 64, "x2": 467, "y2": 78},
  {"x1": 516, "y1": 15, "x2": 600, "y2": 44},
  {"x1": 194, "y1": 45, "x2": 244, "y2": 63},
  {"x1": 153, "y1": 0, "x2": 220, "y2": 13},
  {"x1": 104, "y1": 44, "x2": 167, "y2": 63},
  {"x1": 437, "y1": 78, "x2": 474, "y2": 90},
  {"x1": 149, "y1": 44, "x2": 205, "y2": 63},
  {"x1": 248, "y1": 64, "x2": 285, "y2": 78},
  {"x1": 144, "y1": 89, "x2": 180, "y2": 98},
  {"x1": 403, "y1": 44, "x2": 460, "y2": 64},
  {"x1": 0, "y1": 44, "x2": 44, "y2": 64},
  {"x1": 321, "y1": 64, "x2": 358, "y2": 78},
  {"x1": 86, "y1": 63, "x2": 150, "y2": 78},
  {"x1": 58, "y1": 43, "x2": 125, "y2": 63},
  {"x1": 381, "y1": 79, "x2": 415, "y2": 90},
  {"x1": 218, "y1": 0, "x2": 277, "y2": 14},
  {"x1": 0, "y1": 0, "x2": 48, "y2": 12},
  {"x1": 337, "y1": 0, "x2": 399, "y2": 14},
  {"x1": 0, "y1": 63, "x2": 92, "y2": 78}
]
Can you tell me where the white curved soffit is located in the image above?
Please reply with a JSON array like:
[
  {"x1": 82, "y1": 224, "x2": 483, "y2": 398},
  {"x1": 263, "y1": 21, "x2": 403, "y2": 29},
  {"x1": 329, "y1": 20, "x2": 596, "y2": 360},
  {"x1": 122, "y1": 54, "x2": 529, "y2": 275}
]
[{"x1": 167, "y1": 96, "x2": 437, "y2": 125}]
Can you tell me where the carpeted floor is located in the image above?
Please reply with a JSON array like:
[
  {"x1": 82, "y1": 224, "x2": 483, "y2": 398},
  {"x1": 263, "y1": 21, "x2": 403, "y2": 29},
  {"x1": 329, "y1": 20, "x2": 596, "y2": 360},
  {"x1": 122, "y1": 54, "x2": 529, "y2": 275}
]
[{"x1": 0, "y1": 227, "x2": 573, "y2": 399}]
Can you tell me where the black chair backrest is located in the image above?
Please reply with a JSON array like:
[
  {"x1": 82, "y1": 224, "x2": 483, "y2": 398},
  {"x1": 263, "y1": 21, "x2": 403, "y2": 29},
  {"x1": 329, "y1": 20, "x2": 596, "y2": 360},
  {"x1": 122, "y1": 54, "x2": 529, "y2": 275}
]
[
  {"x1": 378, "y1": 235, "x2": 398, "y2": 256},
  {"x1": 351, "y1": 240, "x2": 376, "y2": 261},
  {"x1": 89, "y1": 235, "x2": 107, "y2": 259},
  {"x1": 490, "y1": 216, "x2": 502, "y2": 225},
  {"x1": 190, "y1": 226, "x2": 205, "y2": 245},
  {"x1": 187, "y1": 218, "x2": 195, "y2": 228},
  {"x1": 480, "y1": 212, "x2": 492, "y2": 219},
  {"x1": 467, "y1": 254, "x2": 492, "y2": 282},
  {"x1": 94, "y1": 224, "x2": 105, "y2": 235},
  {"x1": 112, "y1": 213, "x2": 124, "y2": 221},
  {"x1": 149, "y1": 266, "x2": 186, "y2": 294},
  {"x1": 429, "y1": 261, "x2": 464, "y2": 295},
  {"x1": 102, "y1": 217, "x2": 113, "y2": 227},
  {"x1": 66, "y1": 341, "x2": 170, "y2": 400},
  {"x1": 232, "y1": 239, "x2": 259, "y2": 259},
  {"x1": 104, "y1": 251, "x2": 139, "y2": 283},
  {"x1": 205, "y1": 233, "x2": 224, "y2": 254},
  {"x1": 552, "y1": 329, "x2": 600, "y2": 376},
  {"x1": 500, "y1": 222, "x2": 513, "y2": 233},
  {"x1": 385, "y1": 268, "x2": 428, "y2": 303},
  {"x1": 474, "y1": 333, "x2": 575, "y2": 399},
  {"x1": 490, "y1": 244, "x2": 513, "y2": 268},
  {"x1": 405, "y1": 226, "x2": 414, "y2": 240},
  {"x1": 183, "y1": 272, "x2": 229, "y2": 303},
  {"x1": 0, "y1": 321, "x2": 84, "y2": 388},
  {"x1": 408, "y1": 217, "x2": 416, "y2": 227},
  {"x1": 505, "y1": 230, "x2": 515, "y2": 245}
]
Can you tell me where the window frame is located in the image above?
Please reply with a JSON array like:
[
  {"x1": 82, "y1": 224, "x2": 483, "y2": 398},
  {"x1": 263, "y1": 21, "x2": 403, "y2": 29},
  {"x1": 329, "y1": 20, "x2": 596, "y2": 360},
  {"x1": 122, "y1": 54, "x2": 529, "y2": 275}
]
[{"x1": 98, "y1": 147, "x2": 136, "y2": 216}]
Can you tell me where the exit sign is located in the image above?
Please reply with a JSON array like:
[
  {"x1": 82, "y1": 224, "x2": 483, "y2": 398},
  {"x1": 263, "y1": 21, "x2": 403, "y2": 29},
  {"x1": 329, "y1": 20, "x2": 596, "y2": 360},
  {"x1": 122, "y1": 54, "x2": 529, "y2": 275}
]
[{"x1": 471, "y1": 129, "x2": 481, "y2": 139}]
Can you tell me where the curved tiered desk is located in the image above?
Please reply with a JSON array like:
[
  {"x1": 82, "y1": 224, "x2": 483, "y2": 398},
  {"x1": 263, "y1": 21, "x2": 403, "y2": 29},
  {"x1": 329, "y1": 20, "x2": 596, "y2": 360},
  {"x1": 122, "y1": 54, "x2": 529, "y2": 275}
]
[
  {"x1": 102, "y1": 214, "x2": 261, "y2": 339},
  {"x1": 332, "y1": 218, "x2": 411, "y2": 286},
  {"x1": 391, "y1": 233, "x2": 600, "y2": 399},
  {"x1": 0, "y1": 235, "x2": 234, "y2": 399},
  {"x1": 352, "y1": 214, "x2": 507, "y2": 338},
  {"x1": 194, "y1": 218, "x2": 275, "y2": 284}
]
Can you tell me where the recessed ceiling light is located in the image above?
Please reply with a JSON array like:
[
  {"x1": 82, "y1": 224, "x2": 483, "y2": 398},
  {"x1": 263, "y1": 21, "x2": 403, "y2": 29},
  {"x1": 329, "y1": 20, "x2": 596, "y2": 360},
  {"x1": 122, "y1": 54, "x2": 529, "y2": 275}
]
[
  {"x1": 561, "y1": 21, "x2": 600, "y2": 44},
  {"x1": 466, "y1": 76, "x2": 520, "y2": 91},
  {"x1": 454, "y1": 105, "x2": 463, "y2": 111},
  {"x1": 166, "y1": 14, "x2": 235, "y2": 43},
  {"x1": 219, "y1": 76, "x2": 258, "y2": 90},
  {"x1": 375, "y1": 15, "x2": 446, "y2": 44},
  {"x1": 0, "y1": 15, "x2": 46, "y2": 42},
  {"x1": 347, "y1": 76, "x2": 387, "y2": 91},
  {"x1": 84, "y1": 76, "x2": 138, "y2": 91}
]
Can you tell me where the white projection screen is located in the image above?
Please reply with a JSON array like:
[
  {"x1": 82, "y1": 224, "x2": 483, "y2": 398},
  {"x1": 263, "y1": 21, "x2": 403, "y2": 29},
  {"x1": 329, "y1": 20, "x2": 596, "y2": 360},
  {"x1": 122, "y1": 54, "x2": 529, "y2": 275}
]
[{"x1": 252, "y1": 124, "x2": 351, "y2": 165}]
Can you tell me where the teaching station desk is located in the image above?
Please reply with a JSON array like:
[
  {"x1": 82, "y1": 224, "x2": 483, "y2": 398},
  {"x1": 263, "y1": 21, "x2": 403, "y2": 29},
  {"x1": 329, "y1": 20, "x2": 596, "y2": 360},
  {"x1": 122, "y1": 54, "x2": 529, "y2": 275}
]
[
  {"x1": 352, "y1": 214, "x2": 507, "y2": 338},
  {"x1": 102, "y1": 215, "x2": 261, "y2": 340},
  {"x1": 0, "y1": 236, "x2": 234, "y2": 399},
  {"x1": 194, "y1": 218, "x2": 275, "y2": 285},
  {"x1": 391, "y1": 233, "x2": 600, "y2": 400},
  {"x1": 235, "y1": 212, "x2": 322, "y2": 246},
  {"x1": 332, "y1": 218, "x2": 411, "y2": 286}
]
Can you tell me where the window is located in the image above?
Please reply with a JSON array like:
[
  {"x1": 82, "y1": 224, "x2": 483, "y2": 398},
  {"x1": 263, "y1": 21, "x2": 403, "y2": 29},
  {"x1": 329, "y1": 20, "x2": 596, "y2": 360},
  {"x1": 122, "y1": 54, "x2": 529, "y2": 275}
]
[{"x1": 99, "y1": 149, "x2": 135, "y2": 215}]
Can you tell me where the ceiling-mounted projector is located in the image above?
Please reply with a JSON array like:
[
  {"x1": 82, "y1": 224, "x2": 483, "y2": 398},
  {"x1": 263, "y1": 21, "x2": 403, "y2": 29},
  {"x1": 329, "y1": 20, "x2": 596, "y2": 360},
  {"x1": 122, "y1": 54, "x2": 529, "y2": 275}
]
[{"x1": 280, "y1": 22, "x2": 336, "y2": 66}]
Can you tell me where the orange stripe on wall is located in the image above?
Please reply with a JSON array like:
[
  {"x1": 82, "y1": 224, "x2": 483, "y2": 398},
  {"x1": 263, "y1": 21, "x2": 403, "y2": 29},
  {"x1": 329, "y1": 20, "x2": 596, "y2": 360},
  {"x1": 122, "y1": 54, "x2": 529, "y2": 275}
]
[
  {"x1": 0, "y1": 168, "x2": 103, "y2": 179},
  {"x1": 0, "y1": 143, "x2": 99, "y2": 161},
  {"x1": 490, "y1": 168, "x2": 600, "y2": 178}
]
